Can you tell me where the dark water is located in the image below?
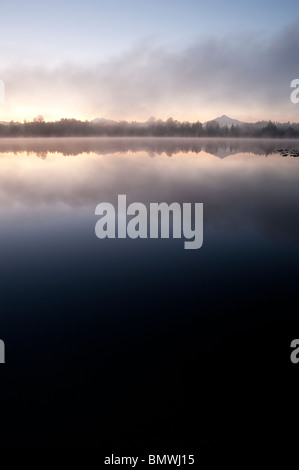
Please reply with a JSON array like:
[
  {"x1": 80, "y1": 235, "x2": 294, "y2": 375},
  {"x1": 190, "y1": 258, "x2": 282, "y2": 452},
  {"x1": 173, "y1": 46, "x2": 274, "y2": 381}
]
[{"x1": 0, "y1": 137, "x2": 299, "y2": 454}]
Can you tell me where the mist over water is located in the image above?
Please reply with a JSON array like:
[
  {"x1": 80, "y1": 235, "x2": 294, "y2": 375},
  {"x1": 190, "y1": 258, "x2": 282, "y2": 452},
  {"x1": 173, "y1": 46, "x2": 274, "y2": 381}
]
[
  {"x1": 1, "y1": 137, "x2": 299, "y2": 448},
  {"x1": 0, "y1": 137, "x2": 298, "y2": 243}
]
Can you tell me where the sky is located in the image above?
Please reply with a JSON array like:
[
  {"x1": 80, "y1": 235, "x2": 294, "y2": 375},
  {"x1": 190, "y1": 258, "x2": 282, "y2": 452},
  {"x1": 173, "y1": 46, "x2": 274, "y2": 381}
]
[{"x1": 0, "y1": 0, "x2": 299, "y2": 122}]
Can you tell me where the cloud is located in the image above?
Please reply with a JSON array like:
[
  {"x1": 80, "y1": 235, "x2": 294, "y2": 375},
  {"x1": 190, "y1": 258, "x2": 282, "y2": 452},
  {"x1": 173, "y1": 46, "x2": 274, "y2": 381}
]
[{"x1": 2, "y1": 21, "x2": 299, "y2": 121}]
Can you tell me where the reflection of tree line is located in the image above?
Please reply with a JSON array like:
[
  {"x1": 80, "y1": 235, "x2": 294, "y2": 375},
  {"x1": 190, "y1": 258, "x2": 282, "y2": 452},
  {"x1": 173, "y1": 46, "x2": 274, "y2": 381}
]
[
  {"x1": 0, "y1": 137, "x2": 294, "y2": 159},
  {"x1": 1, "y1": 117, "x2": 299, "y2": 139}
]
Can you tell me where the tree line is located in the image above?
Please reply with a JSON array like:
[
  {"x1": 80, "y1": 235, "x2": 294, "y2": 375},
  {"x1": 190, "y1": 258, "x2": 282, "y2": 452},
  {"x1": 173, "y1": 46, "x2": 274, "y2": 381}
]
[{"x1": 0, "y1": 116, "x2": 299, "y2": 138}]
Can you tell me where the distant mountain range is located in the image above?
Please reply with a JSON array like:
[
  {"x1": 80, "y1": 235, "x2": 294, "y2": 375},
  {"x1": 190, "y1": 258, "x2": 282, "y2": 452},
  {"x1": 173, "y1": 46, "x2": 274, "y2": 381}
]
[
  {"x1": 90, "y1": 115, "x2": 247, "y2": 128},
  {"x1": 91, "y1": 114, "x2": 251, "y2": 129}
]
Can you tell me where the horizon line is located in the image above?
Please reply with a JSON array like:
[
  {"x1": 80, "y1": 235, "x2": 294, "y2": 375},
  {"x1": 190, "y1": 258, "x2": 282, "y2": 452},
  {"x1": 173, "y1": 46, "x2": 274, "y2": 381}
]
[{"x1": 1, "y1": 115, "x2": 298, "y2": 125}]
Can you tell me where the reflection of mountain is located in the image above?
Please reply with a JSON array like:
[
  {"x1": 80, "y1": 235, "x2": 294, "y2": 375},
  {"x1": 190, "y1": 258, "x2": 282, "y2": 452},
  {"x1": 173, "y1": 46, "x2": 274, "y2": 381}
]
[
  {"x1": 205, "y1": 148, "x2": 240, "y2": 158},
  {"x1": 0, "y1": 137, "x2": 298, "y2": 159}
]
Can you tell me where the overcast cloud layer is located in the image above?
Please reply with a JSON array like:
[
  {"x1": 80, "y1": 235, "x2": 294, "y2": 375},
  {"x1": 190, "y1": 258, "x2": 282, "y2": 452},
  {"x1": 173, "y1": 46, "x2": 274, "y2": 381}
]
[{"x1": 2, "y1": 21, "x2": 299, "y2": 123}]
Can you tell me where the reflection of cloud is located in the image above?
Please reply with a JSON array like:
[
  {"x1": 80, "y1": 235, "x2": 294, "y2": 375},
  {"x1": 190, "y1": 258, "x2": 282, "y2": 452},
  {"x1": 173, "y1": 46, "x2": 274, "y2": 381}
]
[
  {"x1": 2, "y1": 21, "x2": 299, "y2": 121},
  {"x1": 0, "y1": 138, "x2": 299, "y2": 244}
]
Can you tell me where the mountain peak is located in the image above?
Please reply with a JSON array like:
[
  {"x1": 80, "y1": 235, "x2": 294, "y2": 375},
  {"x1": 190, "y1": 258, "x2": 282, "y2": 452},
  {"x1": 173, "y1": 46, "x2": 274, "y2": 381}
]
[{"x1": 204, "y1": 115, "x2": 246, "y2": 128}]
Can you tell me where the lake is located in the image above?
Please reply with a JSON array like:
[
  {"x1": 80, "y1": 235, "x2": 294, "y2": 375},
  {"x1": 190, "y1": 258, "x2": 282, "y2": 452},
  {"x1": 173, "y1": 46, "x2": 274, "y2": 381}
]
[{"x1": 0, "y1": 137, "x2": 299, "y2": 451}]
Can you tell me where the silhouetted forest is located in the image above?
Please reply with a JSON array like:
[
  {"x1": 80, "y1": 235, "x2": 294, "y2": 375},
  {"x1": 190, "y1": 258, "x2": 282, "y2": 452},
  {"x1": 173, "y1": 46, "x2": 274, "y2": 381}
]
[{"x1": 1, "y1": 116, "x2": 299, "y2": 138}]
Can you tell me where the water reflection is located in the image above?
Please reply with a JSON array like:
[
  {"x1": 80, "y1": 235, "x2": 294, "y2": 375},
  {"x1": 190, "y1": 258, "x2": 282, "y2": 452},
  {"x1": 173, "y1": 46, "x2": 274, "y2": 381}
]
[
  {"x1": 0, "y1": 137, "x2": 298, "y2": 244},
  {"x1": 1, "y1": 137, "x2": 299, "y2": 448},
  {"x1": 0, "y1": 136, "x2": 299, "y2": 158}
]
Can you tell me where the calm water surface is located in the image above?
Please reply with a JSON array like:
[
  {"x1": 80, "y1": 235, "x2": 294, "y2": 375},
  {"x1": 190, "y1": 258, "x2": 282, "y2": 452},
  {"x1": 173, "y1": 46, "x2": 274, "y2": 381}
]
[{"x1": 0, "y1": 137, "x2": 298, "y2": 449}]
